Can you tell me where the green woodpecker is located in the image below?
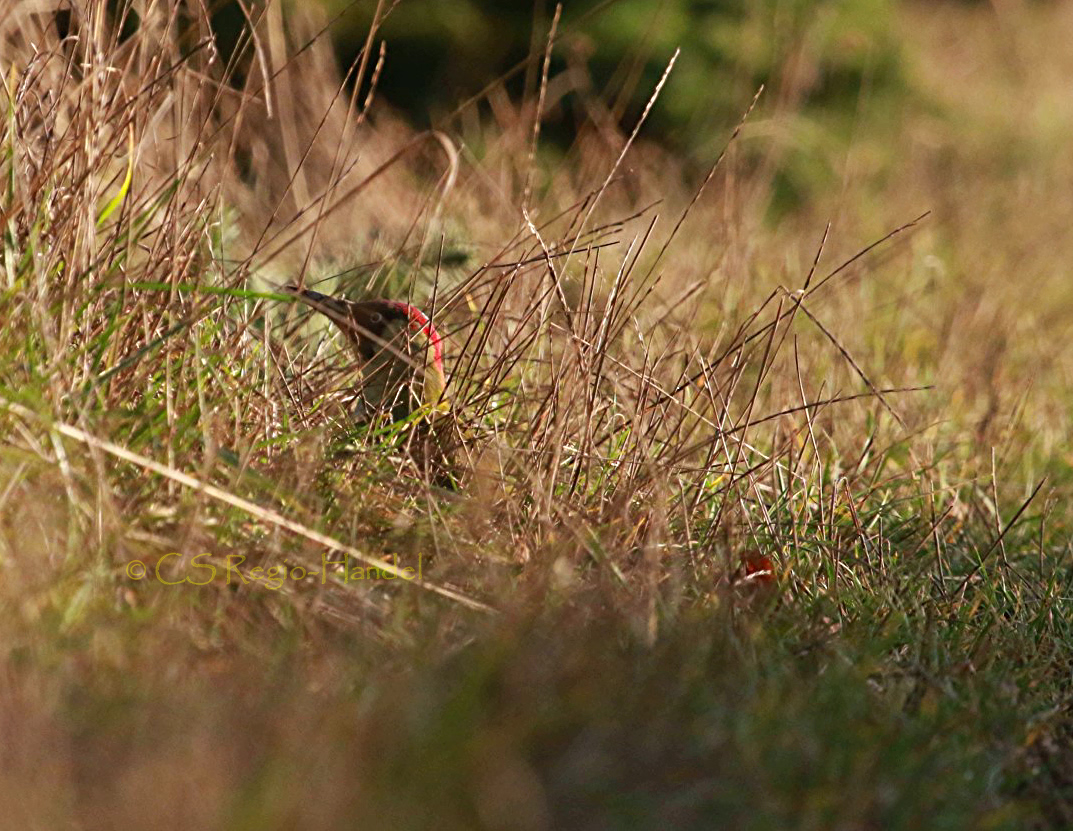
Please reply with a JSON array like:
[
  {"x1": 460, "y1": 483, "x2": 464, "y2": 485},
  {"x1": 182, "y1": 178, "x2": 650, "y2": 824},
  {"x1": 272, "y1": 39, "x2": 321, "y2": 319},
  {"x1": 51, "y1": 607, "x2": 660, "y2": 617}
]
[{"x1": 285, "y1": 286, "x2": 447, "y2": 423}]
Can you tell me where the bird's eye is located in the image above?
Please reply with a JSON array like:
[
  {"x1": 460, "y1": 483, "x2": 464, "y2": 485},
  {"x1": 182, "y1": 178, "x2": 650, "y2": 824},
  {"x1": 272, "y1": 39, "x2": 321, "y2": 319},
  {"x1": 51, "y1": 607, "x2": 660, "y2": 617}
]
[{"x1": 369, "y1": 312, "x2": 384, "y2": 324}]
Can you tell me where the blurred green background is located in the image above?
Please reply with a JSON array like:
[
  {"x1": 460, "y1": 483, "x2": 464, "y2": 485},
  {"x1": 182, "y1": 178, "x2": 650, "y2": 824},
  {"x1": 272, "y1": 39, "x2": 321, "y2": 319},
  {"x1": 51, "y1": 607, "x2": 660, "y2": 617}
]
[
  {"x1": 321, "y1": 0, "x2": 902, "y2": 127},
  {"x1": 210, "y1": 0, "x2": 910, "y2": 214}
]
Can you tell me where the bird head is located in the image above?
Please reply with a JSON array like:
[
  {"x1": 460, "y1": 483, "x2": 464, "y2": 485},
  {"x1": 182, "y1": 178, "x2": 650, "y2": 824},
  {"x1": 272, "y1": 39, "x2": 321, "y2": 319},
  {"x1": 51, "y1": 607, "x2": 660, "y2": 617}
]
[{"x1": 285, "y1": 286, "x2": 446, "y2": 422}]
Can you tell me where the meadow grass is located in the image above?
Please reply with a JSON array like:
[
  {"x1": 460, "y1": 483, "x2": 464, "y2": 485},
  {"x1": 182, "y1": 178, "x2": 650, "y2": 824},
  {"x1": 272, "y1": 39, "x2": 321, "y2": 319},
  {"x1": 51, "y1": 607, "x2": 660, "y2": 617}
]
[{"x1": 1, "y1": 1, "x2": 1072, "y2": 828}]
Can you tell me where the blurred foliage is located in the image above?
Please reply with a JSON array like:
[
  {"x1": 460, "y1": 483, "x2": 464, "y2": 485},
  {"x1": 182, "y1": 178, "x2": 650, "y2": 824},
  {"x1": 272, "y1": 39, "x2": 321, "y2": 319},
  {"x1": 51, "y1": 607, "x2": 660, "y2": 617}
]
[{"x1": 310, "y1": 0, "x2": 908, "y2": 212}]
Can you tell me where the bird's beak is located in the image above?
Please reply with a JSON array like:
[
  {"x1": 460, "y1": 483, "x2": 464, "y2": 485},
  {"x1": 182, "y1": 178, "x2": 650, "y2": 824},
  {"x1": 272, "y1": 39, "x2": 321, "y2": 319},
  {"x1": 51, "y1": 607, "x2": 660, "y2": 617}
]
[{"x1": 283, "y1": 285, "x2": 350, "y2": 320}]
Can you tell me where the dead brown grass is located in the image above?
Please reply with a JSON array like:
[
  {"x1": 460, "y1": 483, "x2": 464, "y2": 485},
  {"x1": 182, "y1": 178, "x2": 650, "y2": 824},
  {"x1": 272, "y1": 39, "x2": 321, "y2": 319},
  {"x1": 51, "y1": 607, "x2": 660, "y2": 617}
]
[{"x1": 1, "y1": 1, "x2": 1071, "y2": 827}]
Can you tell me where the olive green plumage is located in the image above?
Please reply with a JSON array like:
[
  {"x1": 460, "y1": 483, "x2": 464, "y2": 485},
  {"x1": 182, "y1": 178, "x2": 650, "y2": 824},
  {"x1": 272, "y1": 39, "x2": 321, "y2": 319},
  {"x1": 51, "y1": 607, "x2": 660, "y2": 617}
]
[{"x1": 285, "y1": 287, "x2": 447, "y2": 424}]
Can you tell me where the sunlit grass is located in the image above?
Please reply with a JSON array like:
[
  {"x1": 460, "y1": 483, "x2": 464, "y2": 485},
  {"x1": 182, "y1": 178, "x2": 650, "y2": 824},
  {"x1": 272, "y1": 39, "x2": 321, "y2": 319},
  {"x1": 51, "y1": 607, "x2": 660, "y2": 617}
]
[{"x1": 1, "y1": 1, "x2": 1072, "y2": 828}]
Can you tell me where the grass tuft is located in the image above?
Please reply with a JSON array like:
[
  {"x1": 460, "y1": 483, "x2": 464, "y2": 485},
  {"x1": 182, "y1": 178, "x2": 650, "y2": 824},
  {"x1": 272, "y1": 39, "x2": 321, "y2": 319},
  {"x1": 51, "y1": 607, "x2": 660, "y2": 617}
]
[{"x1": 1, "y1": 1, "x2": 1072, "y2": 827}]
